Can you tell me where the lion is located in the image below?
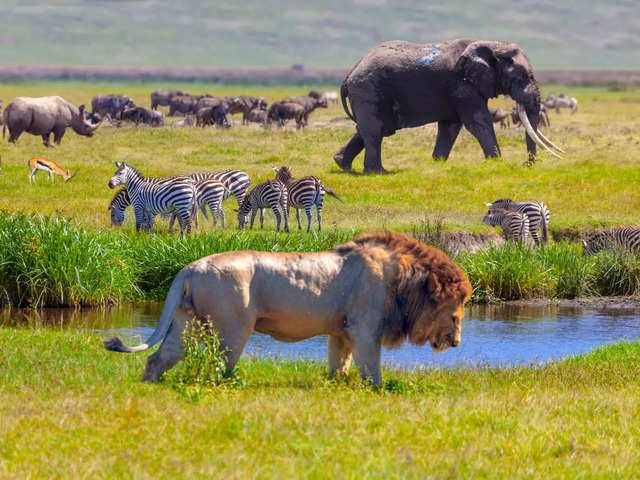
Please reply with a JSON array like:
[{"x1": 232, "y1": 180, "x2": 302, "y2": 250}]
[{"x1": 104, "y1": 231, "x2": 472, "y2": 385}]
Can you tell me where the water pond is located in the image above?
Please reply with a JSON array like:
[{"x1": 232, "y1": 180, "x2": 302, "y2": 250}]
[{"x1": 2, "y1": 302, "x2": 639, "y2": 368}]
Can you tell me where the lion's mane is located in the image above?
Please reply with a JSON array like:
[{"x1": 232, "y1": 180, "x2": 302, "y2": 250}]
[{"x1": 334, "y1": 231, "x2": 472, "y2": 348}]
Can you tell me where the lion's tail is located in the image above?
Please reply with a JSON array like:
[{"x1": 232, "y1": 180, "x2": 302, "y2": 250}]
[{"x1": 104, "y1": 269, "x2": 192, "y2": 353}]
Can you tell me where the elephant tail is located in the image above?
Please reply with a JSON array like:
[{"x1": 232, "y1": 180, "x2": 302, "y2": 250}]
[{"x1": 340, "y1": 83, "x2": 355, "y2": 122}]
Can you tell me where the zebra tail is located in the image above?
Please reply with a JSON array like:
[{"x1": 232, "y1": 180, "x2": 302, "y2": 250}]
[
  {"x1": 322, "y1": 185, "x2": 344, "y2": 203},
  {"x1": 541, "y1": 215, "x2": 549, "y2": 244}
]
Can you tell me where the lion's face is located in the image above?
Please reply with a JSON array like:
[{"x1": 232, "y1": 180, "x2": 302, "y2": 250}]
[{"x1": 426, "y1": 301, "x2": 465, "y2": 353}]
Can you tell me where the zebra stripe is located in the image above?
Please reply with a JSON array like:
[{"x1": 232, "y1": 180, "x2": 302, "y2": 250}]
[
  {"x1": 273, "y1": 166, "x2": 342, "y2": 232},
  {"x1": 482, "y1": 208, "x2": 530, "y2": 244},
  {"x1": 582, "y1": 227, "x2": 640, "y2": 256},
  {"x1": 237, "y1": 179, "x2": 289, "y2": 232},
  {"x1": 487, "y1": 198, "x2": 550, "y2": 245},
  {"x1": 108, "y1": 162, "x2": 196, "y2": 235}
]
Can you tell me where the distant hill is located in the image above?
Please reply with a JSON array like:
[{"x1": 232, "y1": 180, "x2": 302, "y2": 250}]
[{"x1": 0, "y1": 1, "x2": 637, "y2": 69}]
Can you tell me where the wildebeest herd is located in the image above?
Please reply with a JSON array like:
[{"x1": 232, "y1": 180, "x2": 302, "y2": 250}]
[{"x1": 0, "y1": 89, "x2": 336, "y2": 148}]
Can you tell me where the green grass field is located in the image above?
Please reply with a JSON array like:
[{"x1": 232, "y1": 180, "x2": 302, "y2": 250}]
[
  {"x1": 0, "y1": 81, "x2": 639, "y2": 234},
  {"x1": 1, "y1": 328, "x2": 638, "y2": 478}
]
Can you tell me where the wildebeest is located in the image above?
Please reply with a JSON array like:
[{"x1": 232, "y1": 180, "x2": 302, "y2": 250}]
[
  {"x1": 169, "y1": 95, "x2": 202, "y2": 116},
  {"x1": 91, "y1": 94, "x2": 135, "y2": 119},
  {"x1": 283, "y1": 95, "x2": 328, "y2": 126},
  {"x1": 196, "y1": 106, "x2": 230, "y2": 128},
  {"x1": 226, "y1": 96, "x2": 268, "y2": 124},
  {"x1": 151, "y1": 90, "x2": 189, "y2": 110},
  {"x1": 170, "y1": 114, "x2": 196, "y2": 127},
  {"x1": 268, "y1": 102, "x2": 306, "y2": 129},
  {"x1": 3, "y1": 96, "x2": 100, "y2": 147},
  {"x1": 121, "y1": 107, "x2": 164, "y2": 126},
  {"x1": 323, "y1": 91, "x2": 339, "y2": 104},
  {"x1": 245, "y1": 108, "x2": 268, "y2": 125},
  {"x1": 543, "y1": 94, "x2": 578, "y2": 114},
  {"x1": 489, "y1": 107, "x2": 510, "y2": 129}
]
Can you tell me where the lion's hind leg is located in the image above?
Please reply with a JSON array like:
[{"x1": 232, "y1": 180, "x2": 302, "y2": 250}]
[
  {"x1": 328, "y1": 335, "x2": 353, "y2": 378},
  {"x1": 142, "y1": 308, "x2": 190, "y2": 382}
]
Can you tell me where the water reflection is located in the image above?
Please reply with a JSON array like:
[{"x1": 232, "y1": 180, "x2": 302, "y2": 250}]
[{"x1": 1, "y1": 303, "x2": 638, "y2": 368}]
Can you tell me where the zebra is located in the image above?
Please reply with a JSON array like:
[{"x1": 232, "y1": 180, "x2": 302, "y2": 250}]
[
  {"x1": 237, "y1": 179, "x2": 289, "y2": 232},
  {"x1": 272, "y1": 166, "x2": 343, "y2": 232},
  {"x1": 108, "y1": 162, "x2": 196, "y2": 236},
  {"x1": 192, "y1": 168, "x2": 251, "y2": 207},
  {"x1": 109, "y1": 188, "x2": 130, "y2": 226},
  {"x1": 482, "y1": 208, "x2": 530, "y2": 244},
  {"x1": 109, "y1": 169, "x2": 249, "y2": 229},
  {"x1": 485, "y1": 198, "x2": 550, "y2": 245},
  {"x1": 582, "y1": 227, "x2": 640, "y2": 256}
]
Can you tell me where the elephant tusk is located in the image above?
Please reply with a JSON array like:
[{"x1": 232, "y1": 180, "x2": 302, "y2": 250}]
[
  {"x1": 485, "y1": 203, "x2": 492, "y2": 207},
  {"x1": 517, "y1": 104, "x2": 563, "y2": 160},
  {"x1": 535, "y1": 128, "x2": 566, "y2": 154}
]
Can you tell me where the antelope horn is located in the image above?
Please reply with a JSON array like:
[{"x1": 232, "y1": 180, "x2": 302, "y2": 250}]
[
  {"x1": 517, "y1": 104, "x2": 563, "y2": 160},
  {"x1": 66, "y1": 170, "x2": 78, "y2": 182},
  {"x1": 535, "y1": 129, "x2": 566, "y2": 154}
]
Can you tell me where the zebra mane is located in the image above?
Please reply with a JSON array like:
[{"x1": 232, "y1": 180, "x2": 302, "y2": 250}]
[{"x1": 121, "y1": 163, "x2": 146, "y2": 180}]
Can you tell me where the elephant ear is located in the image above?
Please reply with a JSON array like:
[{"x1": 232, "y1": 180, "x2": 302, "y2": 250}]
[{"x1": 456, "y1": 43, "x2": 498, "y2": 99}]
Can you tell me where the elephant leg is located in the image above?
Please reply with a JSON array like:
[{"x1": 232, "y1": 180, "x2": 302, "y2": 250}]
[
  {"x1": 328, "y1": 335, "x2": 353, "y2": 377},
  {"x1": 432, "y1": 120, "x2": 463, "y2": 160},
  {"x1": 459, "y1": 107, "x2": 501, "y2": 158},
  {"x1": 333, "y1": 132, "x2": 364, "y2": 171},
  {"x1": 362, "y1": 131, "x2": 385, "y2": 173}
]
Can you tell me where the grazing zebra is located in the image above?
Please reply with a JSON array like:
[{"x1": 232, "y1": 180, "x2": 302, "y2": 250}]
[
  {"x1": 273, "y1": 166, "x2": 343, "y2": 232},
  {"x1": 582, "y1": 227, "x2": 640, "y2": 256},
  {"x1": 108, "y1": 162, "x2": 196, "y2": 236},
  {"x1": 237, "y1": 179, "x2": 289, "y2": 232},
  {"x1": 485, "y1": 198, "x2": 550, "y2": 245},
  {"x1": 482, "y1": 208, "x2": 530, "y2": 244},
  {"x1": 109, "y1": 188, "x2": 130, "y2": 226}
]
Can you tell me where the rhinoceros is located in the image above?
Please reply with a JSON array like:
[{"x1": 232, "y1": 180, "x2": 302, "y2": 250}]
[{"x1": 3, "y1": 96, "x2": 100, "y2": 147}]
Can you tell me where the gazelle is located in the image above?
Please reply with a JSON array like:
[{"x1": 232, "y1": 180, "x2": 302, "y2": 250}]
[{"x1": 28, "y1": 157, "x2": 77, "y2": 183}]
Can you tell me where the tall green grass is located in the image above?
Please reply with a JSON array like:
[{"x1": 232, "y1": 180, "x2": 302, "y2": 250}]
[{"x1": 2, "y1": 211, "x2": 639, "y2": 307}]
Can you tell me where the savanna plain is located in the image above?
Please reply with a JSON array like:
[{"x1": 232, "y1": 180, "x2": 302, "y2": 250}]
[{"x1": 1, "y1": 81, "x2": 640, "y2": 478}]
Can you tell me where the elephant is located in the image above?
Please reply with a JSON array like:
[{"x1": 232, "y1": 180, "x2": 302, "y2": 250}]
[
  {"x1": 489, "y1": 107, "x2": 510, "y2": 128},
  {"x1": 91, "y1": 94, "x2": 135, "y2": 119},
  {"x1": 3, "y1": 96, "x2": 100, "y2": 147},
  {"x1": 333, "y1": 38, "x2": 564, "y2": 173},
  {"x1": 151, "y1": 89, "x2": 189, "y2": 110}
]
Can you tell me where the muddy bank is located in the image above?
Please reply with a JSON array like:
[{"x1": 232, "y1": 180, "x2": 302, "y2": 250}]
[{"x1": 503, "y1": 296, "x2": 640, "y2": 312}]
